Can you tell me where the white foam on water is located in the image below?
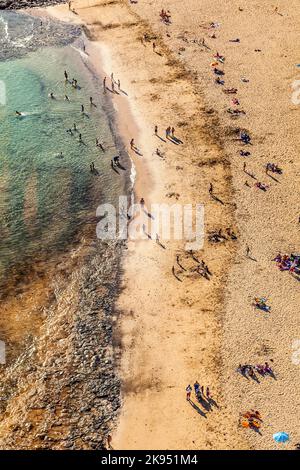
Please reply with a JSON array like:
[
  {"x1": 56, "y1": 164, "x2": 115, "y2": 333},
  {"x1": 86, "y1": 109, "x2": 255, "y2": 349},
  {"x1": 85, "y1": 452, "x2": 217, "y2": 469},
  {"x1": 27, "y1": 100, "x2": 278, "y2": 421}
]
[
  {"x1": 70, "y1": 44, "x2": 88, "y2": 59},
  {"x1": 0, "y1": 16, "x2": 9, "y2": 41}
]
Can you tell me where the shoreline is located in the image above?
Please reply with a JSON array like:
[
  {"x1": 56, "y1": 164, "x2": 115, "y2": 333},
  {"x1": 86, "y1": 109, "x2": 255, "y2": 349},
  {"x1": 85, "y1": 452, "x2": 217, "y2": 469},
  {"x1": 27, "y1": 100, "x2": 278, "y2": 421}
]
[{"x1": 0, "y1": 6, "x2": 129, "y2": 449}]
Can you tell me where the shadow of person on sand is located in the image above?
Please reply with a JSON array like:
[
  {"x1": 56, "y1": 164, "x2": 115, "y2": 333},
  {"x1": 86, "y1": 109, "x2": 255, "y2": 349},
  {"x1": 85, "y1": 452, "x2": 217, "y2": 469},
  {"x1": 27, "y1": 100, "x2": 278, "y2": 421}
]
[
  {"x1": 208, "y1": 397, "x2": 219, "y2": 409},
  {"x1": 142, "y1": 208, "x2": 155, "y2": 220},
  {"x1": 106, "y1": 87, "x2": 120, "y2": 95},
  {"x1": 197, "y1": 395, "x2": 211, "y2": 412},
  {"x1": 188, "y1": 400, "x2": 207, "y2": 418}
]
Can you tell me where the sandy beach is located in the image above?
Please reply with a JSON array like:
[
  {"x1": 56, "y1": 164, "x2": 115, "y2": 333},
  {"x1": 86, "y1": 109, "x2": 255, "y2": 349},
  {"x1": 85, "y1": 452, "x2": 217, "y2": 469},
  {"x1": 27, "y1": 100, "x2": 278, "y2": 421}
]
[
  {"x1": 45, "y1": 0, "x2": 300, "y2": 450},
  {"x1": 1, "y1": 0, "x2": 299, "y2": 450}
]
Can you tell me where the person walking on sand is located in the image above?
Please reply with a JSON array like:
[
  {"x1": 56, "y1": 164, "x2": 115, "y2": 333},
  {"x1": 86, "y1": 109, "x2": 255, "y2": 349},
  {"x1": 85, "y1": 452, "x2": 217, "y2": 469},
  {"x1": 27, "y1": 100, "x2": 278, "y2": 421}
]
[
  {"x1": 171, "y1": 126, "x2": 175, "y2": 137},
  {"x1": 68, "y1": 1, "x2": 72, "y2": 10},
  {"x1": 130, "y1": 138, "x2": 135, "y2": 149},
  {"x1": 103, "y1": 76, "x2": 106, "y2": 92},
  {"x1": 166, "y1": 126, "x2": 171, "y2": 138},
  {"x1": 111, "y1": 72, "x2": 114, "y2": 82},
  {"x1": 186, "y1": 384, "x2": 192, "y2": 401},
  {"x1": 117, "y1": 79, "x2": 121, "y2": 90},
  {"x1": 111, "y1": 80, "x2": 115, "y2": 93},
  {"x1": 153, "y1": 42, "x2": 156, "y2": 52},
  {"x1": 154, "y1": 125, "x2": 158, "y2": 135},
  {"x1": 140, "y1": 197, "x2": 145, "y2": 207},
  {"x1": 206, "y1": 387, "x2": 211, "y2": 399}
]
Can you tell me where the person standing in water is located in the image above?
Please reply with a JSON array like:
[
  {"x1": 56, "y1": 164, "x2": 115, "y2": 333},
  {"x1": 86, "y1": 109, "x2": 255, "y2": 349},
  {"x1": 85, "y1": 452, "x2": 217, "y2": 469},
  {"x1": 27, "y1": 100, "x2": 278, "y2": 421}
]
[
  {"x1": 64, "y1": 70, "x2": 68, "y2": 80},
  {"x1": 81, "y1": 104, "x2": 84, "y2": 113}
]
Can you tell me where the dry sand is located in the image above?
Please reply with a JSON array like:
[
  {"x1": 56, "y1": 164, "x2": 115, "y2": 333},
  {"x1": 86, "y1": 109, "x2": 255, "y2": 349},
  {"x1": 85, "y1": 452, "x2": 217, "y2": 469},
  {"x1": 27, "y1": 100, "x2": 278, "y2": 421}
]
[{"x1": 46, "y1": 0, "x2": 300, "y2": 450}]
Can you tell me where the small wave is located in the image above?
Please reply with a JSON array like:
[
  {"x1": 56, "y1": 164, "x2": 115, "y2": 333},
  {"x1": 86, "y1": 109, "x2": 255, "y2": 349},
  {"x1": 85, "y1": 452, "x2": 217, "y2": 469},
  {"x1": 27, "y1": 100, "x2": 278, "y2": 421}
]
[{"x1": 0, "y1": 16, "x2": 9, "y2": 41}]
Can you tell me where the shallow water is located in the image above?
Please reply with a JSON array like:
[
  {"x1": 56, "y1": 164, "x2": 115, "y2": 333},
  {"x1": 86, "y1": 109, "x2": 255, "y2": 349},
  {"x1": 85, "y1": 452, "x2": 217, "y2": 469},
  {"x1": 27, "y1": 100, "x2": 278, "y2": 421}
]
[
  {"x1": 0, "y1": 12, "x2": 127, "y2": 283},
  {"x1": 0, "y1": 10, "x2": 81, "y2": 60}
]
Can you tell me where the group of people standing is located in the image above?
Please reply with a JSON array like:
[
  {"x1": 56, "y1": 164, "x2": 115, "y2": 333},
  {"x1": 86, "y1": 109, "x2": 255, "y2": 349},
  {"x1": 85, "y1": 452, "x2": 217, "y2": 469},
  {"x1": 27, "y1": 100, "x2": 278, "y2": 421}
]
[{"x1": 186, "y1": 382, "x2": 211, "y2": 401}]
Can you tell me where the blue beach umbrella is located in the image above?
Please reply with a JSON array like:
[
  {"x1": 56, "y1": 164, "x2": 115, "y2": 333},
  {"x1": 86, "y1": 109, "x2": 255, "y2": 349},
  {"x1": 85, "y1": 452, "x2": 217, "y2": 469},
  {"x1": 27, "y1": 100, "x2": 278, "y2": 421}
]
[{"x1": 273, "y1": 432, "x2": 289, "y2": 443}]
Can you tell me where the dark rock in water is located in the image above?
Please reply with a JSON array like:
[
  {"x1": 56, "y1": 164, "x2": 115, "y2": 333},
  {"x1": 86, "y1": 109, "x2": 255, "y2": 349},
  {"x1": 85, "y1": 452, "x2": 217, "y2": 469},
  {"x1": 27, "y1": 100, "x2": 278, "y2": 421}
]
[{"x1": 1, "y1": 0, "x2": 66, "y2": 9}]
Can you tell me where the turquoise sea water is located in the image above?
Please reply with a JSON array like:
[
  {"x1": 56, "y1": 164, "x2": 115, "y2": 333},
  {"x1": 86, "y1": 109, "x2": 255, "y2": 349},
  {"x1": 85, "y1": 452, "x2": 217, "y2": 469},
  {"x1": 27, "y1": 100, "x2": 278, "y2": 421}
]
[{"x1": 0, "y1": 12, "x2": 127, "y2": 283}]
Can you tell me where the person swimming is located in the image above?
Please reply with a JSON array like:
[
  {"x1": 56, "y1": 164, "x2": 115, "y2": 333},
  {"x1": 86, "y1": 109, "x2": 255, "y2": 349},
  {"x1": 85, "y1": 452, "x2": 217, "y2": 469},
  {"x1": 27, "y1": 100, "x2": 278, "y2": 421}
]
[{"x1": 15, "y1": 111, "x2": 22, "y2": 116}]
